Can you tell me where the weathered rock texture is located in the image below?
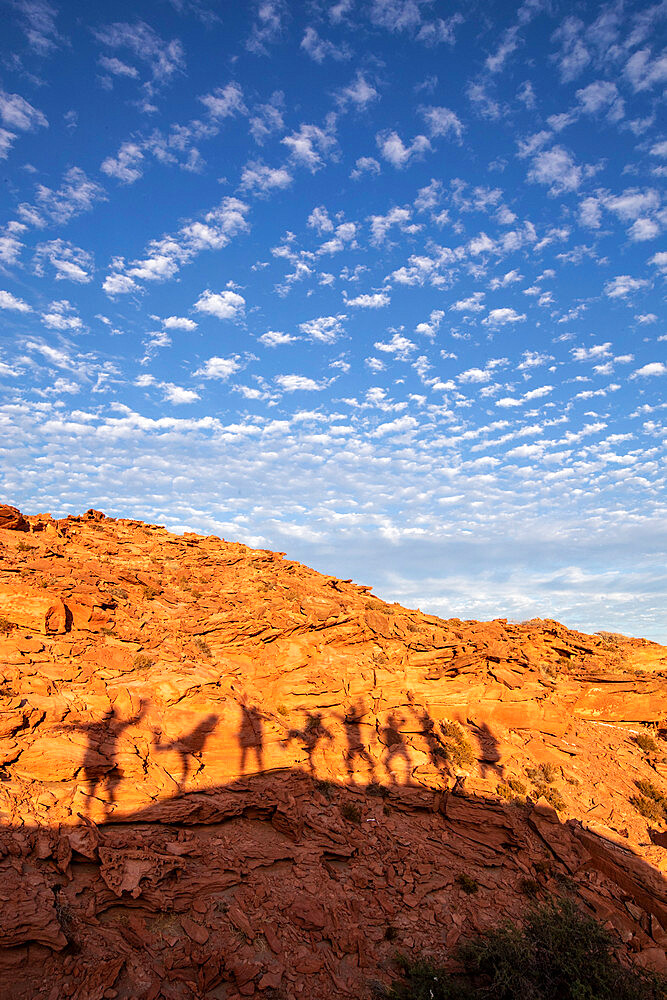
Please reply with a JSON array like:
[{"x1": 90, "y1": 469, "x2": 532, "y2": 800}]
[{"x1": 1, "y1": 506, "x2": 666, "y2": 999}]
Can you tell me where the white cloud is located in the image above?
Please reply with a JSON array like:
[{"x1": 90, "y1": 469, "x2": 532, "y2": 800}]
[
  {"x1": 98, "y1": 55, "x2": 139, "y2": 79},
  {"x1": 307, "y1": 207, "x2": 333, "y2": 237},
  {"x1": 260, "y1": 329, "x2": 295, "y2": 346},
  {"x1": 571, "y1": 343, "x2": 611, "y2": 361},
  {"x1": 0, "y1": 90, "x2": 48, "y2": 131},
  {"x1": 524, "y1": 385, "x2": 553, "y2": 400},
  {"x1": 249, "y1": 96, "x2": 285, "y2": 144},
  {"x1": 527, "y1": 146, "x2": 582, "y2": 195},
  {"x1": 552, "y1": 16, "x2": 590, "y2": 82},
  {"x1": 632, "y1": 362, "x2": 666, "y2": 378},
  {"x1": 451, "y1": 292, "x2": 485, "y2": 312},
  {"x1": 576, "y1": 80, "x2": 623, "y2": 120},
  {"x1": 350, "y1": 156, "x2": 381, "y2": 179},
  {"x1": 194, "y1": 289, "x2": 246, "y2": 321},
  {"x1": 374, "y1": 415, "x2": 419, "y2": 437},
  {"x1": 104, "y1": 197, "x2": 249, "y2": 295},
  {"x1": 240, "y1": 160, "x2": 292, "y2": 195},
  {"x1": 336, "y1": 72, "x2": 378, "y2": 109},
  {"x1": 369, "y1": 206, "x2": 413, "y2": 244},
  {"x1": 604, "y1": 275, "x2": 649, "y2": 299},
  {"x1": 247, "y1": 1, "x2": 287, "y2": 55},
  {"x1": 649, "y1": 251, "x2": 667, "y2": 273},
  {"x1": 41, "y1": 299, "x2": 83, "y2": 331},
  {"x1": 33, "y1": 240, "x2": 94, "y2": 283},
  {"x1": 275, "y1": 374, "x2": 325, "y2": 391},
  {"x1": 486, "y1": 27, "x2": 520, "y2": 73},
  {"x1": 419, "y1": 105, "x2": 464, "y2": 142},
  {"x1": 628, "y1": 218, "x2": 659, "y2": 241},
  {"x1": 346, "y1": 291, "x2": 390, "y2": 308},
  {"x1": 281, "y1": 122, "x2": 337, "y2": 171},
  {"x1": 578, "y1": 196, "x2": 601, "y2": 229},
  {"x1": 199, "y1": 82, "x2": 246, "y2": 118},
  {"x1": 299, "y1": 314, "x2": 346, "y2": 342},
  {"x1": 26, "y1": 167, "x2": 107, "y2": 225},
  {"x1": 374, "y1": 333, "x2": 416, "y2": 358},
  {"x1": 624, "y1": 48, "x2": 667, "y2": 93},
  {"x1": 483, "y1": 308, "x2": 526, "y2": 326},
  {"x1": 0, "y1": 128, "x2": 16, "y2": 159},
  {"x1": 93, "y1": 20, "x2": 186, "y2": 91},
  {"x1": 194, "y1": 356, "x2": 240, "y2": 379},
  {"x1": 101, "y1": 142, "x2": 145, "y2": 184},
  {"x1": 162, "y1": 383, "x2": 200, "y2": 404},
  {"x1": 376, "y1": 130, "x2": 431, "y2": 168},
  {"x1": 163, "y1": 316, "x2": 197, "y2": 331},
  {"x1": 0, "y1": 290, "x2": 31, "y2": 312},
  {"x1": 369, "y1": 0, "x2": 423, "y2": 33},
  {"x1": 605, "y1": 188, "x2": 660, "y2": 222},
  {"x1": 301, "y1": 27, "x2": 350, "y2": 62}
]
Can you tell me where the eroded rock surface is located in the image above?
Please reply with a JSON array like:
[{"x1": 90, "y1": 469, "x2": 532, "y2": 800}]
[{"x1": 0, "y1": 506, "x2": 666, "y2": 998}]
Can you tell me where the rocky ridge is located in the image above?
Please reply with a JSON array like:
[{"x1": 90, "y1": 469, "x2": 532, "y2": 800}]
[{"x1": 0, "y1": 503, "x2": 666, "y2": 999}]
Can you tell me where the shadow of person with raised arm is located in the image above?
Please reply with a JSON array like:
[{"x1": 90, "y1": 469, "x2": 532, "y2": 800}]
[
  {"x1": 153, "y1": 713, "x2": 219, "y2": 787},
  {"x1": 380, "y1": 712, "x2": 411, "y2": 785},
  {"x1": 285, "y1": 711, "x2": 334, "y2": 775},
  {"x1": 79, "y1": 700, "x2": 148, "y2": 818},
  {"x1": 341, "y1": 698, "x2": 375, "y2": 783},
  {"x1": 238, "y1": 702, "x2": 265, "y2": 774}
]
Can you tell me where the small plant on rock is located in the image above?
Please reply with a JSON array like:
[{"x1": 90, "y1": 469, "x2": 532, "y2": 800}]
[
  {"x1": 456, "y1": 874, "x2": 479, "y2": 895},
  {"x1": 380, "y1": 897, "x2": 666, "y2": 1000},
  {"x1": 194, "y1": 636, "x2": 212, "y2": 657},
  {"x1": 439, "y1": 721, "x2": 475, "y2": 768},
  {"x1": 340, "y1": 801, "x2": 362, "y2": 824},
  {"x1": 133, "y1": 653, "x2": 154, "y2": 671},
  {"x1": 635, "y1": 732, "x2": 659, "y2": 755}
]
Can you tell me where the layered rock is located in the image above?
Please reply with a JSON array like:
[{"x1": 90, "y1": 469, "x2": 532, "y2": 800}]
[{"x1": 0, "y1": 506, "x2": 666, "y2": 999}]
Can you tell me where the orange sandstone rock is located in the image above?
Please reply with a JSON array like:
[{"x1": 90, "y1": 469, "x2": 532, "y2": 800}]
[{"x1": 0, "y1": 503, "x2": 666, "y2": 998}]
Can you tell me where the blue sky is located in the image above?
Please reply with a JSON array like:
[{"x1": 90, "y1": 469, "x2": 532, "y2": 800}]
[{"x1": 1, "y1": 0, "x2": 666, "y2": 640}]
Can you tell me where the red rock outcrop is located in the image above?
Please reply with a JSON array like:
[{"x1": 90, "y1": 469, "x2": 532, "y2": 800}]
[{"x1": 0, "y1": 506, "x2": 666, "y2": 999}]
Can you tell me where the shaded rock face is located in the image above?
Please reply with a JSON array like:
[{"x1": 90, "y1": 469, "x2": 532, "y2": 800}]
[{"x1": 0, "y1": 506, "x2": 666, "y2": 999}]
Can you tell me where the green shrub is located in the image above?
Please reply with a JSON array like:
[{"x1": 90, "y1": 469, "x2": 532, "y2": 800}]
[
  {"x1": 380, "y1": 897, "x2": 665, "y2": 1000},
  {"x1": 508, "y1": 777, "x2": 527, "y2": 795},
  {"x1": 0, "y1": 617, "x2": 14, "y2": 634}
]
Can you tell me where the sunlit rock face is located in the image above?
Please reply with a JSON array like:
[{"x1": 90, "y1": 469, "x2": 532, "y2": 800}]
[{"x1": 1, "y1": 506, "x2": 666, "y2": 999}]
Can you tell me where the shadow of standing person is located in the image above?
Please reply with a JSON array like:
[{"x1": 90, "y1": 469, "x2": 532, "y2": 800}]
[
  {"x1": 381, "y1": 712, "x2": 411, "y2": 785},
  {"x1": 341, "y1": 698, "x2": 375, "y2": 783},
  {"x1": 80, "y1": 700, "x2": 148, "y2": 818},
  {"x1": 239, "y1": 702, "x2": 265, "y2": 774}
]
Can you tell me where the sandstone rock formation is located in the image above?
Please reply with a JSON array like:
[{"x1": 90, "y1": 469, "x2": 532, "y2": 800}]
[{"x1": 0, "y1": 505, "x2": 666, "y2": 999}]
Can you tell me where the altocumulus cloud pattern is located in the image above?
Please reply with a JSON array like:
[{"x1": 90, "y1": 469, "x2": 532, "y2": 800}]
[{"x1": 0, "y1": 0, "x2": 666, "y2": 639}]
